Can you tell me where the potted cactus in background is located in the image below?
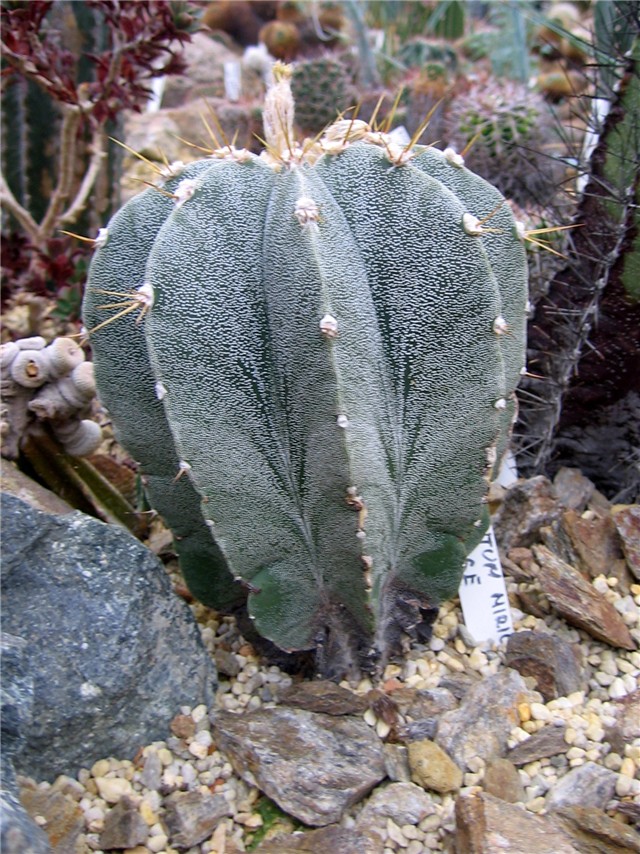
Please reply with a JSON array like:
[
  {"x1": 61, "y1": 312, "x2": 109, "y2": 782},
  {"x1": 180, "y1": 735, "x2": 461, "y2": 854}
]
[{"x1": 82, "y1": 63, "x2": 528, "y2": 677}]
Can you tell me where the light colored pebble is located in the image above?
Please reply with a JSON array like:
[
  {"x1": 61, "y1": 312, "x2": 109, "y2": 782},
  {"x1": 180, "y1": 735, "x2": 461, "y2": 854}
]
[
  {"x1": 620, "y1": 757, "x2": 636, "y2": 778},
  {"x1": 376, "y1": 719, "x2": 391, "y2": 739},
  {"x1": 530, "y1": 703, "x2": 550, "y2": 722},
  {"x1": 609, "y1": 678, "x2": 628, "y2": 699},
  {"x1": 147, "y1": 834, "x2": 169, "y2": 853},
  {"x1": 526, "y1": 797, "x2": 546, "y2": 813},
  {"x1": 90, "y1": 759, "x2": 110, "y2": 778},
  {"x1": 386, "y1": 818, "x2": 408, "y2": 847},
  {"x1": 95, "y1": 776, "x2": 132, "y2": 803}
]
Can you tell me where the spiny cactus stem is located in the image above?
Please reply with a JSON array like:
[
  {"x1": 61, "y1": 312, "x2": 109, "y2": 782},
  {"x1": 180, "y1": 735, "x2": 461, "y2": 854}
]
[{"x1": 1, "y1": 105, "x2": 106, "y2": 245}]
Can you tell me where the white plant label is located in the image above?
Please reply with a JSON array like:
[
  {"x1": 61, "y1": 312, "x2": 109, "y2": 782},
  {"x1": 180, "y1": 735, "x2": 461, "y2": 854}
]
[
  {"x1": 459, "y1": 525, "x2": 513, "y2": 645},
  {"x1": 458, "y1": 452, "x2": 517, "y2": 645}
]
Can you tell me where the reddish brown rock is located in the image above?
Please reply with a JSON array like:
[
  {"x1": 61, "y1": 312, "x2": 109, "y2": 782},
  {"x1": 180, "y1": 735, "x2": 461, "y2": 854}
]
[
  {"x1": 612, "y1": 505, "x2": 640, "y2": 579},
  {"x1": 494, "y1": 477, "x2": 562, "y2": 550},
  {"x1": 276, "y1": 681, "x2": 368, "y2": 716},
  {"x1": 505, "y1": 630, "x2": 584, "y2": 701},
  {"x1": 19, "y1": 786, "x2": 84, "y2": 854},
  {"x1": 532, "y1": 545, "x2": 636, "y2": 650},
  {"x1": 549, "y1": 805, "x2": 640, "y2": 853},
  {"x1": 483, "y1": 758, "x2": 526, "y2": 804},
  {"x1": 455, "y1": 790, "x2": 579, "y2": 853},
  {"x1": 561, "y1": 509, "x2": 630, "y2": 589}
]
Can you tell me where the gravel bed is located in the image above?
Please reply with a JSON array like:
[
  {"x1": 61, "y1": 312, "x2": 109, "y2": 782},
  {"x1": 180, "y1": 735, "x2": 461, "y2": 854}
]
[{"x1": 17, "y1": 566, "x2": 640, "y2": 854}]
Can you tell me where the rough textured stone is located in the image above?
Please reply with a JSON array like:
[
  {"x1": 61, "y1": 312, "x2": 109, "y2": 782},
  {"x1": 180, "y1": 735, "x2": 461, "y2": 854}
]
[
  {"x1": 561, "y1": 509, "x2": 630, "y2": 587},
  {"x1": 213, "y1": 707, "x2": 385, "y2": 826},
  {"x1": 253, "y1": 825, "x2": 371, "y2": 853},
  {"x1": 0, "y1": 458, "x2": 72, "y2": 515},
  {"x1": 493, "y1": 476, "x2": 562, "y2": 550},
  {"x1": 278, "y1": 680, "x2": 368, "y2": 715},
  {"x1": 532, "y1": 545, "x2": 635, "y2": 650},
  {"x1": 455, "y1": 790, "x2": 579, "y2": 853},
  {"x1": 99, "y1": 795, "x2": 148, "y2": 850},
  {"x1": 549, "y1": 805, "x2": 640, "y2": 854},
  {"x1": 436, "y1": 669, "x2": 534, "y2": 770},
  {"x1": 355, "y1": 782, "x2": 435, "y2": 854},
  {"x1": 383, "y1": 744, "x2": 411, "y2": 783},
  {"x1": 483, "y1": 758, "x2": 526, "y2": 803},
  {"x1": 164, "y1": 790, "x2": 232, "y2": 850},
  {"x1": 553, "y1": 467, "x2": 595, "y2": 511},
  {"x1": 19, "y1": 786, "x2": 84, "y2": 854},
  {"x1": 1, "y1": 494, "x2": 217, "y2": 781},
  {"x1": 0, "y1": 791, "x2": 51, "y2": 854},
  {"x1": 545, "y1": 762, "x2": 618, "y2": 811},
  {"x1": 612, "y1": 505, "x2": 640, "y2": 579},
  {"x1": 603, "y1": 689, "x2": 640, "y2": 754},
  {"x1": 507, "y1": 725, "x2": 569, "y2": 765},
  {"x1": 407, "y1": 739, "x2": 463, "y2": 793},
  {"x1": 505, "y1": 630, "x2": 584, "y2": 701},
  {"x1": 0, "y1": 633, "x2": 50, "y2": 854}
]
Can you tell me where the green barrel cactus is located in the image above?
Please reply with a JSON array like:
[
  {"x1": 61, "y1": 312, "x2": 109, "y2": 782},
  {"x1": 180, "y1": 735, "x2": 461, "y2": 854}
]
[{"x1": 82, "y1": 65, "x2": 528, "y2": 676}]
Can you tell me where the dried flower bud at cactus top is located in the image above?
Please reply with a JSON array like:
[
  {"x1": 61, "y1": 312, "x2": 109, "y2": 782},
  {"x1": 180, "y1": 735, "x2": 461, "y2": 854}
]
[{"x1": 83, "y1": 66, "x2": 528, "y2": 676}]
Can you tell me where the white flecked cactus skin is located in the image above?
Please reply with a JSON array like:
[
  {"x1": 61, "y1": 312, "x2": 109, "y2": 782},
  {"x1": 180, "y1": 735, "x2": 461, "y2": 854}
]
[{"x1": 83, "y1": 65, "x2": 528, "y2": 676}]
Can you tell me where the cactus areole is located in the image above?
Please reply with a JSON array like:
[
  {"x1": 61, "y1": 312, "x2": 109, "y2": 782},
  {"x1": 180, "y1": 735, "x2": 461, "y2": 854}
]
[{"x1": 83, "y1": 65, "x2": 528, "y2": 677}]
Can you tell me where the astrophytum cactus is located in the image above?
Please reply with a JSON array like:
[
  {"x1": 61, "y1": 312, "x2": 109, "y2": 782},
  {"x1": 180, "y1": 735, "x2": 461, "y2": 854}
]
[{"x1": 82, "y1": 65, "x2": 528, "y2": 676}]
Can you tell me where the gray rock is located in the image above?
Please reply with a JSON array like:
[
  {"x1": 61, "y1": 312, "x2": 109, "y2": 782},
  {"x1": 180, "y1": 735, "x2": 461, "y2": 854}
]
[
  {"x1": 545, "y1": 762, "x2": 618, "y2": 811},
  {"x1": 383, "y1": 744, "x2": 411, "y2": 783},
  {"x1": 355, "y1": 782, "x2": 436, "y2": 854},
  {"x1": 552, "y1": 467, "x2": 595, "y2": 512},
  {"x1": 507, "y1": 725, "x2": 569, "y2": 766},
  {"x1": 0, "y1": 634, "x2": 50, "y2": 854},
  {"x1": 604, "y1": 688, "x2": 640, "y2": 754},
  {"x1": 278, "y1": 680, "x2": 368, "y2": 715},
  {"x1": 253, "y1": 825, "x2": 371, "y2": 853},
  {"x1": 99, "y1": 796, "x2": 148, "y2": 850},
  {"x1": 164, "y1": 790, "x2": 233, "y2": 849},
  {"x1": 505, "y1": 630, "x2": 585, "y2": 701},
  {"x1": 0, "y1": 494, "x2": 217, "y2": 781},
  {"x1": 1, "y1": 634, "x2": 33, "y2": 769},
  {"x1": 436, "y1": 669, "x2": 535, "y2": 770},
  {"x1": 213, "y1": 706, "x2": 386, "y2": 826}
]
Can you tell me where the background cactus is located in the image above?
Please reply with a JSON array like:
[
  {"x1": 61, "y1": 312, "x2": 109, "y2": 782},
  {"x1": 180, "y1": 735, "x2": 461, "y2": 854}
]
[
  {"x1": 82, "y1": 67, "x2": 528, "y2": 676},
  {"x1": 444, "y1": 79, "x2": 564, "y2": 206},
  {"x1": 290, "y1": 56, "x2": 357, "y2": 135}
]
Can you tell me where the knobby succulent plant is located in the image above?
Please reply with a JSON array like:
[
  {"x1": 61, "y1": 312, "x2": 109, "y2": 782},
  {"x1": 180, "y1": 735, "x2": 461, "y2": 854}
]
[
  {"x1": 1, "y1": 335, "x2": 101, "y2": 460},
  {"x1": 82, "y1": 65, "x2": 528, "y2": 677}
]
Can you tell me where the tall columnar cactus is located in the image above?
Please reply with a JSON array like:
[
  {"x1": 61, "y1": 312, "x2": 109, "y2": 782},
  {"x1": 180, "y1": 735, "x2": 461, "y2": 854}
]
[{"x1": 82, "y1": 65, "x2": 528, "y2": 676}]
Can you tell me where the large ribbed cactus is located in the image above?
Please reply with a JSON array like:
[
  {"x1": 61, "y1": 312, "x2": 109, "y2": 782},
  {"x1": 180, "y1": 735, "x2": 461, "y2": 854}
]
[{"x1": 82, "y1": 66, "x2": 528, "y2": 676}]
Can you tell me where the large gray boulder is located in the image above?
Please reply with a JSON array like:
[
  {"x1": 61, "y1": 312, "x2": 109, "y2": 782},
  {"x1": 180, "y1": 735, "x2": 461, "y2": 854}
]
[
  {"x1": 1, "y1": 493, "x2": 217, "y2": 781},
  {"x1": 1, "y1": 633, "x2": 51, "y2": 853}
]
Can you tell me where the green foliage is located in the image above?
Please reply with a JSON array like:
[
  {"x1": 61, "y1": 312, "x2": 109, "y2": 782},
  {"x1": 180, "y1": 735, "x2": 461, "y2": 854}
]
[{"x1": 82, "y1": 74, "x2": 528, "y2": 675}]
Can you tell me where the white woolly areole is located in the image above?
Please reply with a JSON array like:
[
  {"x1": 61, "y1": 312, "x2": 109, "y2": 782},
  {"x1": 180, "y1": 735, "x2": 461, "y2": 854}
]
[
  {"x1": 173, "y1": 178, "x2": 197, "y2": 207},
  {"x1": 135, "y1": 283, "x2": 155, "y2": 308},
  {"x1": 336, "y1": 414, "x2": 349, "y2": 428},
  {"x1": 294, "y1": 197, "x2": 320, "y2": 227},
  {"x1": 155, "y1": 381, "x2": 167, "y2": 400},
  {"x1": 494, "y1": 398, "x2": 507, "y2": 410},
  {"x1": 515, "y1": 220, "x2": 527, "y2": 241},
  {"x1": 444, "y1": 147, "x2": 465, "y2": 168},
  {"x1": 94, "y1": 227, "x2": 109, "y2": 249},
  {"x1": 493, "y1": 316, "x2": 509, "y2": 335},
  {"x1": 319, "y1": 313, "x2": 338, "y2": 337},
  {"x1": 462, "y1": 213, "x2": 484, "y2": 236}
]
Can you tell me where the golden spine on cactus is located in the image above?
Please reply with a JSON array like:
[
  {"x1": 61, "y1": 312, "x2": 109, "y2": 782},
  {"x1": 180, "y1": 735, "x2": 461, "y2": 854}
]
[{"x1": 82, "y1": 65, "x2": 528, "y2": 676}]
